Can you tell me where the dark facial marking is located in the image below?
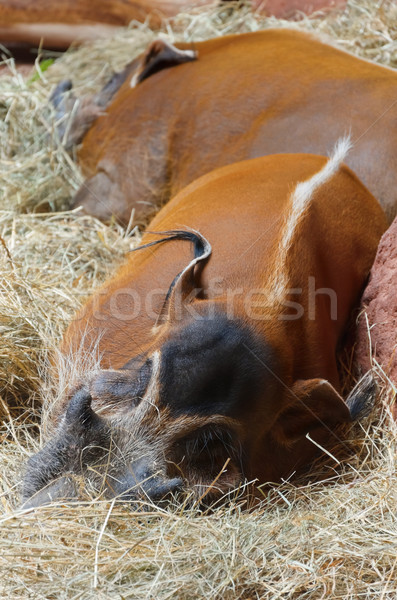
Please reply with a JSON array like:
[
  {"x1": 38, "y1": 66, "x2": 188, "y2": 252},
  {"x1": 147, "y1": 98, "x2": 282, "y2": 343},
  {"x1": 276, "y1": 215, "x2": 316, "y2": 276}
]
[{"x1": 158, "y1": 316, "x2": 275, "y2": 417}]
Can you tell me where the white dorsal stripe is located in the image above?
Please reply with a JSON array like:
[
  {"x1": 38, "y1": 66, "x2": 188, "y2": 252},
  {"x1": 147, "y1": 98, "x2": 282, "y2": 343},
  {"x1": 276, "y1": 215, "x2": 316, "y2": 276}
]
[
  {"x1": 267, "y1": 136, "x2": 352, "y2": 306},
  {"x1": 280, "y1": 135, "x2": 353, "y2": 260}
]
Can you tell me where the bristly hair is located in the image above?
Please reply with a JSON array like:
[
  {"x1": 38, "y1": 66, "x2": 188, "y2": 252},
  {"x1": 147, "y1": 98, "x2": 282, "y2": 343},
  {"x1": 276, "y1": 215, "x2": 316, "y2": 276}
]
[{"x1": 40, "y1": 327, "x2": 104, "y2": 439}]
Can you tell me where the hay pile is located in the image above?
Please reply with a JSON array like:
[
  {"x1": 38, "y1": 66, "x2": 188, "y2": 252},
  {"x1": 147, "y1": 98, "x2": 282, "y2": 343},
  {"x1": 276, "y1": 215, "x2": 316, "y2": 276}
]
[{"x1": 0, "y1": 0, "x2": 397, "y2": 597}]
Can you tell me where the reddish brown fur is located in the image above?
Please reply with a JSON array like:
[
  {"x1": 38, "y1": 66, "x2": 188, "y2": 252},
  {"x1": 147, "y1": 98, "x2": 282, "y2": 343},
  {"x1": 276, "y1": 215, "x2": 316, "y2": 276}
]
[
  {"x1": 71, "y1": 29, "x2": 397, "y2": 226},
  {"x1": 0, "y1": 0, "x2": 216, "y2": 48},
  {"x1": 0, "y1": 1, "x2": 347, "y2": 51},
  {"x1": 64, "y1": 153, "x2": 386, "y2": 380},
  {"x1": 56, "y1": 153, "x2": 386, "y2": 489}
]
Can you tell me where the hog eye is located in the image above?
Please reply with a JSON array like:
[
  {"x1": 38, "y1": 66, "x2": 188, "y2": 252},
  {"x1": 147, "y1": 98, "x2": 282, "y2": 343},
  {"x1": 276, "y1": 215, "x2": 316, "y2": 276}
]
[
  {"x1": 91, "y1": 359, "x2": 152, "y2": 407},
  {"x1": 171, "y1": 427, "x2": 238, "y2": 467}
]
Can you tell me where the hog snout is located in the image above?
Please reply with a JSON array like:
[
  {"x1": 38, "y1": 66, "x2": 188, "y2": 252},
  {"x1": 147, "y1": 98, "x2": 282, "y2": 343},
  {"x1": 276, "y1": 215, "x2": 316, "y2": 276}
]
[{"x1": 107, "y1": 457, "x2": 183, "y2": 503}]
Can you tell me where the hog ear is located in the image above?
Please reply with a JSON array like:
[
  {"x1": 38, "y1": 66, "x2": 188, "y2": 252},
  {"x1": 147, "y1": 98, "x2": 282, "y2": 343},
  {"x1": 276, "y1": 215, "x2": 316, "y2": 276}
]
[
  {"x1": 275, "y1": 374, "x2": 377, "y2": 445},
  {"x1": 131, "y1": 39, "x2": 197, "y2": 87},
  {"x1": 274, "y1": 379, "x2": 353, "y2": 445},
  {"x1": 50, "y1": 79, "x2": 102, "y2": 149}
]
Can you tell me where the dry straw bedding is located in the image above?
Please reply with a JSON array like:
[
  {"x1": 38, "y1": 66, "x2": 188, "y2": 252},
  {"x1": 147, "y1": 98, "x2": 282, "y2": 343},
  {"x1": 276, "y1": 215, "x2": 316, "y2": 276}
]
[{"x1": 0, "y1": 0, "x2": 397, "y2": 597}]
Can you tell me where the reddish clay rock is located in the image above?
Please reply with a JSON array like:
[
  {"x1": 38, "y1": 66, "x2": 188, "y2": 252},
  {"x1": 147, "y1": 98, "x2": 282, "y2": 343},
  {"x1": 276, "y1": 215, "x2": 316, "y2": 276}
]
[
  {"x1": 0, "y1": 62, "x2": 33, "y2": 77},
  {"x1": 356, "y1": 217, "x2": 397, "y2": 383},
  {"x1": 252, "y1": 0, "x2": 347, "y2": 19}
]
